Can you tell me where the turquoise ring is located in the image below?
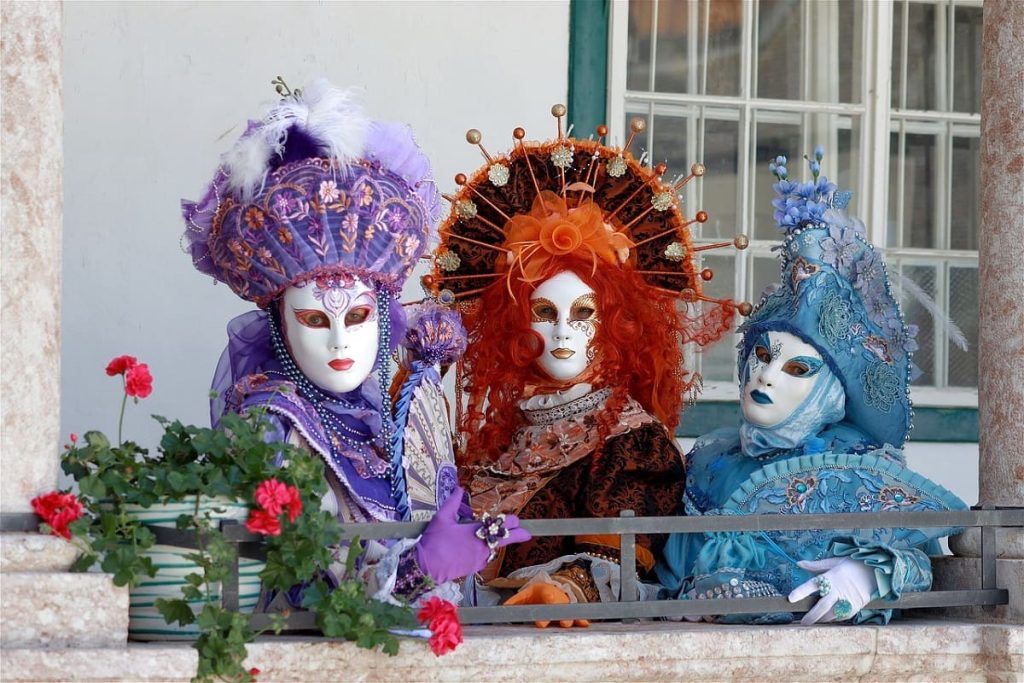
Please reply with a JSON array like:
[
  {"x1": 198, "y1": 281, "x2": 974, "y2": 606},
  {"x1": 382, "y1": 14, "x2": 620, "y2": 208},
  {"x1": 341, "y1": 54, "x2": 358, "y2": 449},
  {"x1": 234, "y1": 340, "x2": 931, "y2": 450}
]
[{"x1": 833, "y1": 598, "x2": 853, "y2": 620}]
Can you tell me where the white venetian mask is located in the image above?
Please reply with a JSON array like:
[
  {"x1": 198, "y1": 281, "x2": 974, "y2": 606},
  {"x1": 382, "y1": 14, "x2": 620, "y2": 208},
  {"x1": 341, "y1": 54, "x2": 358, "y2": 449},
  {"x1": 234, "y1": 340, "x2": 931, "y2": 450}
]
[
  {"x1": 741, "y1": 330, "x2": 826, "y2": 427},
  {"x1": 281, "y1": 275, "x2": 379, "y2": 394},
  {"x1": 529, "y1": 271, "x2": 599, "y2": 382}
]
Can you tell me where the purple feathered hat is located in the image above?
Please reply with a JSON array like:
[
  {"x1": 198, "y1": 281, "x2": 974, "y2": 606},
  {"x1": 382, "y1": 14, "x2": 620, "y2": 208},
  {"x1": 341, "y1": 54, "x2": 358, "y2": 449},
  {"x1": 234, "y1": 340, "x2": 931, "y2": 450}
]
[{"x1": 183, "y1": 79, "x2": 441, "y2": 307}]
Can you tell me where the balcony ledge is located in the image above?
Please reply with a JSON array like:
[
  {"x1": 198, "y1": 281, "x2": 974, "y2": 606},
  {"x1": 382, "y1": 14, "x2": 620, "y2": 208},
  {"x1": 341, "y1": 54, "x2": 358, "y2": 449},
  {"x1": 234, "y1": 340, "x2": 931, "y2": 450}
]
[{"x1": 2, "y1": 617, "x2": 1021, "y2": 682}]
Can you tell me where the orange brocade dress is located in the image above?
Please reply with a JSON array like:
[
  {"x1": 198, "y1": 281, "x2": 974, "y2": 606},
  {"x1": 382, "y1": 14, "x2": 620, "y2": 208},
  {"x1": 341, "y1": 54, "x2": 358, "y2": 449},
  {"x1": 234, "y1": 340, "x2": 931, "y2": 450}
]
[{"x1": 466, "y1": 386, "x2": 685, "y2": 602}]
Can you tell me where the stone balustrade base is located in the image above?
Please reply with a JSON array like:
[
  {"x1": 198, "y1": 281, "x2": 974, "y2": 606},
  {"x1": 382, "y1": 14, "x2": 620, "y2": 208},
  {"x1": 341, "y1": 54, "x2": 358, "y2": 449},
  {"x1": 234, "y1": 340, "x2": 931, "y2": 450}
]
[
  {"x1": 0, "y1": 573, "x2": 129, "y2": 649},
  {"x1": 927, "y1": 556, "x2": 1024, "y2": 623},
  {"x1": 0, "y1": 619, "x2": 1020, "y2": 682},
  {"x1": 1, "y1": 534, "x2": 80, "y2": 573}
]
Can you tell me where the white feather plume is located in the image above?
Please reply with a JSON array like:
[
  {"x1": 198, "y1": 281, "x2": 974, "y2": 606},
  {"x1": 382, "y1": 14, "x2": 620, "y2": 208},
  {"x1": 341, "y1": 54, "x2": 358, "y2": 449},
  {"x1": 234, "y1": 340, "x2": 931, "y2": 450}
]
[
  {"x1": 822, "y1": 207, "x2": 867, "y2": 237},
  {"x1": 891, "y1": 271, "x2": 969, "y2": 351},
  {"x1": 221, "y1": 78, "x2": 370, "y2": 200}
]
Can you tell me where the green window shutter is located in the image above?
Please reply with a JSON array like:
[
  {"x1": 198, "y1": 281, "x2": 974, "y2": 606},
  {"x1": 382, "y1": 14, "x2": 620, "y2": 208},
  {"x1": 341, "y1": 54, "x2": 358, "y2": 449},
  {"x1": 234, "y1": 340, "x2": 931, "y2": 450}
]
[{"x1": 568, "y1": 0, "x2": 609, "y2": 136}]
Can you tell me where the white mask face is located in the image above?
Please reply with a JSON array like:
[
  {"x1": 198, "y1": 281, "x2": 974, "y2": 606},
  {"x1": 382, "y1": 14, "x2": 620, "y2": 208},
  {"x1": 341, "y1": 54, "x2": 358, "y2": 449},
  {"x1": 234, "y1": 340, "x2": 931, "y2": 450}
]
[
  {"x1": 529, "y1": 271, "x2": 599, "y2": 382},
  {"x1": 281, "y1": 275, "x2": 379, "y2": 394},
  {"x1": 741, "y1": 330, "x2": 826, "y2": 427}
]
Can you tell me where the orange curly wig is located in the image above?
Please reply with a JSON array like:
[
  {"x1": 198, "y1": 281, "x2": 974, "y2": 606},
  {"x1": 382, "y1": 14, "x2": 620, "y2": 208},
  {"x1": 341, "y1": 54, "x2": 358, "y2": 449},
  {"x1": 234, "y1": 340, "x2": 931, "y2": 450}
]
[{"x1": 458, "y1": 254, "x2": 695, "y2": 468}]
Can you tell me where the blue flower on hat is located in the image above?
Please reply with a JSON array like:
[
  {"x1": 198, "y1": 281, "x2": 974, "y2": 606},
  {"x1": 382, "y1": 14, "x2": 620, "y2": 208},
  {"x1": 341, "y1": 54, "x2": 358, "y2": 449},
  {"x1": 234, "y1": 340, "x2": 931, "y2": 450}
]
[{"x1": 820, "y1": 225, "x2": 860, "y2": 271}]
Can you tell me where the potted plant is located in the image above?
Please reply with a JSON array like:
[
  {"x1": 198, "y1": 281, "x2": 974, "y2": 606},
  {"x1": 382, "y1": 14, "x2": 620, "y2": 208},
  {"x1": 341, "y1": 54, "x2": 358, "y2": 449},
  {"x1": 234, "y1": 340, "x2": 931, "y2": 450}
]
[{"x1": 33, "y1": 355, "x2": 461, "y2": 682}]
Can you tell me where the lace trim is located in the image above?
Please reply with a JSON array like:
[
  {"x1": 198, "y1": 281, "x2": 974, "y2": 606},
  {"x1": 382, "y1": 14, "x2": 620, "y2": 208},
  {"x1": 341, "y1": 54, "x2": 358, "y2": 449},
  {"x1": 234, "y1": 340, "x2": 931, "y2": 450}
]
[{"x1": 522, "y1": 387, "x2": 614, "y2": 425}]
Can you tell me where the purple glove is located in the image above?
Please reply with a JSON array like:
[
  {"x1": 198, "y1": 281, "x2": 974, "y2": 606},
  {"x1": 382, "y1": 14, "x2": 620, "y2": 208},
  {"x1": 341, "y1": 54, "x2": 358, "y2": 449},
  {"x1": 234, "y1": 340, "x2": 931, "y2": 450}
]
[{"x1": 415, "y1": 486, "x2": 531, "y2": 584}]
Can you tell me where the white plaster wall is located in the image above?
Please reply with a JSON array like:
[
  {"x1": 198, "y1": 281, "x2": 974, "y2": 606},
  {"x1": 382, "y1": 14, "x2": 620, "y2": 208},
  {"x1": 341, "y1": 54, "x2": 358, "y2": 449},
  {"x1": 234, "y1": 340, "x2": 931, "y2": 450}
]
[
  {"x1": 61, "y1": 1, "x2": 570, "y2": 450},
  {"x1": 60, "y1": 1, "x2": 978, "y2": 509}
]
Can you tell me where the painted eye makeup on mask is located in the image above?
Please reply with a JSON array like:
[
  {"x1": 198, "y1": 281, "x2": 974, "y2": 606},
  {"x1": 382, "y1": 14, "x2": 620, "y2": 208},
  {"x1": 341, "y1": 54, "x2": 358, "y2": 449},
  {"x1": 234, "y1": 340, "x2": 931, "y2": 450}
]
[
  {"x1": 782, "y1": 355, "x2": 824, "y2": 378},
  {"x1": 344, "y1": 305, "x2": 373, "y2": 326},
  {"x1": 754, "y1": 344, "x2": 772, "y2": 364},
  {"x1": 531, "y1": 298, "x2": 559, "y2": 323},
  {"x1": 293, "y1": 309, "x2": 330, "y2": 329},
  {"x1": 569, "y1": 294, "x2": 598, "y2": 321}
]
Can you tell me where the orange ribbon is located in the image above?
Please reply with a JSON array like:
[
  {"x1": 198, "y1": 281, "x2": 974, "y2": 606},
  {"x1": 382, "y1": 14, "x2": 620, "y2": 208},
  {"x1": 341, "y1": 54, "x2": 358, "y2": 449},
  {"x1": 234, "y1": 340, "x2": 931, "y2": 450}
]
[{"x1": 501, "y1": 191, "x2": 633, "y2": 296}]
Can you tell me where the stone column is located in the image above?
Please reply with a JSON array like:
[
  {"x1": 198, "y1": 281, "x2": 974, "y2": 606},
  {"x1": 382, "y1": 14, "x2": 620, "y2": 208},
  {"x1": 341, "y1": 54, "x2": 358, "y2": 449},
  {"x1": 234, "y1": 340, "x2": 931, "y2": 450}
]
[
  {"x1": 940, "y1": 0, "x2": 1024, "y2": 623},
  {"x1": 1, "y1": 1, "x2": 129, "y2": 654},
  {"x1": 976, "y1": 0, "x2": 1024, "y2": 513},
  {"x1": 1, "y1": 0, "x2": 63, "y2": 514}
]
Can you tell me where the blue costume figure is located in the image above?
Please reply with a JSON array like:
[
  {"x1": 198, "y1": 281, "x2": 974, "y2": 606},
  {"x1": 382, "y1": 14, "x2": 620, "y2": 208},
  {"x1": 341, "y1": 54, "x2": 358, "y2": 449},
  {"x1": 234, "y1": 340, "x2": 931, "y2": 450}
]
[{"x1": 657, "y1": 149, "x2": 966, "y2": 625}]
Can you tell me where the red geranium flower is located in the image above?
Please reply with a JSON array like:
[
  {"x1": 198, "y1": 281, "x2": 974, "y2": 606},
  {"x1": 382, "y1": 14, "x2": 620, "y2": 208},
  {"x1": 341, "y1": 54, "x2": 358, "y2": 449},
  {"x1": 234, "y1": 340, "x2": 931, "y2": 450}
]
[
  {"x1": 417, "y1": 597, "x2": 463, "y2": 656},
  {"x1": 125, "y1": 363, "x2": 153, "y2": 398},
  {"x1": 254, "y1": 479, "x2": 290, "y2": 516},
  {"x1": 31, "y1": 491, "x2": 84, "y2": 540},
  {"x1": 284, "y1": 486, "x2": 302, "y2": 523},
  {"x1": 245, "y1": 509, "x2": 281, "y2": 536},
  {"x1": 254, "y1": 478, "x2": 302, "y2": 523},
  {"x1": 105, "y1": 355, "x2": 138, "y2": 376}
]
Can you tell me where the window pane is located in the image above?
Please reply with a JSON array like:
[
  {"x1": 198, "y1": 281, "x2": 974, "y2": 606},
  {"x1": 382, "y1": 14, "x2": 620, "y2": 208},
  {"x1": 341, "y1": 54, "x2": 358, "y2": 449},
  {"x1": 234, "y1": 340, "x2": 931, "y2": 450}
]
[
  {"x1": 950, "y1": 136, "x2": 979, "y2": 251},
  {"x1": 757, "y1": 0, "x2": 802, "y2": 100},
  {"x1": 901, "y1": 133, "x2": 940, "y2": 248},
  {"x1": 651, "y1": 113, "x2": 690, "y2": 173},
  {"x1": 751, "y1": 255, "x2": 780, "y2": 302},
  {"x1": 836, "y1": 0, "x2": 863, "y2": 104},
  {"x1": 696, "y1": 252, "x2": 737, "y2": 382},
  {"x1": 948, "y1": 266, "x2": 978, "y2": 387},
  {"x1": 891, "y1": 1, "x2": 904, "y2": 108},
  {"x1": 835, "y1": 124, "x2": 860, "y2": 214},
  {"x1": 804, "y1": 0, "x2": 863, "y2": 104},
  {"x1": 627, "y1": 1, "x2": 654, "y2": 91},
  {"x1": 888, "y1": 131, "x2": 901, "y2": 246},
  {"x1": 701, "y1": 0, "x2": 743, "y2": 96},
  {"x1": 900, "y1": 264, "x2": 937, "y2": 387},
  {"x1": 701, "y1": 118, "x2": 740, "y2": 236},
  {"x1": 623, "y1": 110, "x2": 651, "y2": 158},
  {"x1": 654, "y1": 0, "x2": 690, "y2": 93},
  {"x1": 953, "y1": 5, "x2": 982, "y2": 114},
  {"x1": 903, "y1": 1, "x2": 940, "y2": 111},
  {"x1": 753, "y1": 118, "x2": 801, "y2": 240}
]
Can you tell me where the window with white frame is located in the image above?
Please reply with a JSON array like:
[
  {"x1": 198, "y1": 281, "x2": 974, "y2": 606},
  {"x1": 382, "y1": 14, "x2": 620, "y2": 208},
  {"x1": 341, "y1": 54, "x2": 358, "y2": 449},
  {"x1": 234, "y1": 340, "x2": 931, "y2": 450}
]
[{"x1": 607, "y1": 0, "x2": 981, "y2": 407}]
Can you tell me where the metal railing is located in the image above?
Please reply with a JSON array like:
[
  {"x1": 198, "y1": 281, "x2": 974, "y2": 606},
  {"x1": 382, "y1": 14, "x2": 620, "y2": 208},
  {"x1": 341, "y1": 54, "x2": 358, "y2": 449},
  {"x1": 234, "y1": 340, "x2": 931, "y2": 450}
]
[{"x1": 3, "y1": 508, "x2": 1020, "y2": 628}]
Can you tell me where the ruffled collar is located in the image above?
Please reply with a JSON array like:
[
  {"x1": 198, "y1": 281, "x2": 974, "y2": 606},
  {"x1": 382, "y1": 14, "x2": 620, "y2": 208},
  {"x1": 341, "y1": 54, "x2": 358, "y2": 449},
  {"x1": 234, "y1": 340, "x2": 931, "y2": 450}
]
[{"x1": 520, "y1": 382, "x2": 593, "y2": 411}]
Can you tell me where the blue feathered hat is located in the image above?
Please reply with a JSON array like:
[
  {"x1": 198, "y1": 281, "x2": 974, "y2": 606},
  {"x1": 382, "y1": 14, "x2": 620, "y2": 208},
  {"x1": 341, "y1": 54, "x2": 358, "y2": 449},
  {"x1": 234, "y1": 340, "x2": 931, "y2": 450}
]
[{"x1": 738, "y1": 148, "x2": 916, "y2": 449}]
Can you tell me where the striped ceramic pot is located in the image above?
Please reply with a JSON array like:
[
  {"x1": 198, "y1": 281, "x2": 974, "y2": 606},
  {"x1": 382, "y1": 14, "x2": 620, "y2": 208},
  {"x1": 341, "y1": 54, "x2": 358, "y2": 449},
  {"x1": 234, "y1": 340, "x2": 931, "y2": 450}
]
[{"x1": 125, "y1": 497, "x2": 264, "y2": 641}]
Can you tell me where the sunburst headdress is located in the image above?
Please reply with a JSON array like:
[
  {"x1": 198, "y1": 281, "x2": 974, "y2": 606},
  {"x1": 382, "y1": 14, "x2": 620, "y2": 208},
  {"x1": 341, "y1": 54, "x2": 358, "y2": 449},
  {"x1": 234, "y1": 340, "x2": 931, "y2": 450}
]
[{"x1": 424, "y1": 106, "x2": 751, "y2": 347}]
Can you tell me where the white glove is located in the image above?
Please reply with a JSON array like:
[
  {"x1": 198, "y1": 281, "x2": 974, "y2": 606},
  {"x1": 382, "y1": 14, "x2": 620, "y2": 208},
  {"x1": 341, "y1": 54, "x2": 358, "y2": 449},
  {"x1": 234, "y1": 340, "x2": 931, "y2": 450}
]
[{"x1": 787, "y1": 557, "x2": 877, "y2": 625}]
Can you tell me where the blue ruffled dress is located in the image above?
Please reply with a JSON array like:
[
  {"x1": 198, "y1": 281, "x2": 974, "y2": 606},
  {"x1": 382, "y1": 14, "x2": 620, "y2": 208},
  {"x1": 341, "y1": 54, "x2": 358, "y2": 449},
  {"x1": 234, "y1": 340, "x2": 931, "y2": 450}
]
[{"x1": 657, "y1": 158, "x2": 967, "y2": 624}]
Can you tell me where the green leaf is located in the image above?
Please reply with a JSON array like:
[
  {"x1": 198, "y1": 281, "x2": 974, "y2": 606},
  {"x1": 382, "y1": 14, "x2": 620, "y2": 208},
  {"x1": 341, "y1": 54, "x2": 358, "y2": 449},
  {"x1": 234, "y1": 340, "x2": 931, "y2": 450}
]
[
  {"x1": 181, "y1": 585, "x2": 203, "y2": 601},
  {"x1": 167, "y1": 471, "x2": 188, "y2": 493},
  {"x1": 70, "y1": 553, "x2": 97, "y2": 573},
  {"x1": 344, "y1": 537, "x2": 362, "y2": 575},
  {"x1": 155, "y1": 598, "x2": 196, "y2": 626},
  {"x1": 84, "y1": 430, "x2": 110, "y2": 450},
  {"x1": 78, "y1": 474, "x2": 107, "y2": 499}
]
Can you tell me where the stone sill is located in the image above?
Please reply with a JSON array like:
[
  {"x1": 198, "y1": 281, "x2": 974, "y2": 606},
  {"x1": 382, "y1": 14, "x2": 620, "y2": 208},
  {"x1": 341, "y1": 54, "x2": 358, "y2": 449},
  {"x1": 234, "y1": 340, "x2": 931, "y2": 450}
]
[{"x1": 2, "y1": 617, "x2": 1021, "y2": 682}]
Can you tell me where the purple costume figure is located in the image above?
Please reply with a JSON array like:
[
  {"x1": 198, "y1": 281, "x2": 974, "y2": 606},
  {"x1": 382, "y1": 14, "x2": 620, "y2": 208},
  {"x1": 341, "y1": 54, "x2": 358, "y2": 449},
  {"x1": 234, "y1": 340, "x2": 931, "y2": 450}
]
[{"x1": 182, "y1": 79, "x2": 528, "y2": 607}]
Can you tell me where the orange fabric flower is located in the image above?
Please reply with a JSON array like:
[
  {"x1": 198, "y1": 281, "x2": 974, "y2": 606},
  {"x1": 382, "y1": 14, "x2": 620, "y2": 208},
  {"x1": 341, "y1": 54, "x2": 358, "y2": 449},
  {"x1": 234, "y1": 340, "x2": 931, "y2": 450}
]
[{"x1": 502, "y1": 191, "x2": 632, "y2": 290}]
